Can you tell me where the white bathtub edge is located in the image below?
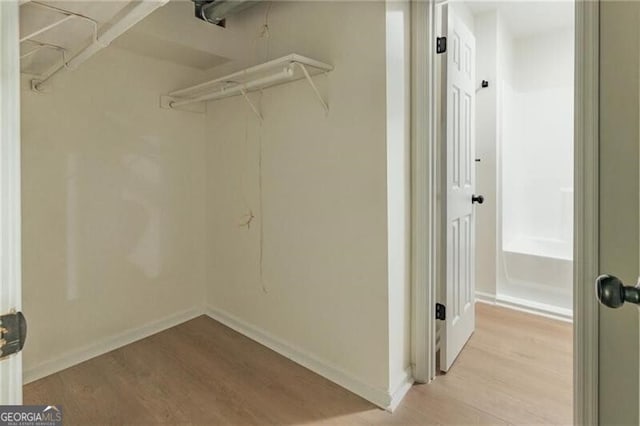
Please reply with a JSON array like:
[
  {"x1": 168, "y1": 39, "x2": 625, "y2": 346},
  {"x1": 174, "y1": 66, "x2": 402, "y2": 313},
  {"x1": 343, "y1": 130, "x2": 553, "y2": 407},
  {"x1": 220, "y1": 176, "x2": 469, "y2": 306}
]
[{"x1": 476, "y1": 291, "x2": 573, "y2": 323}]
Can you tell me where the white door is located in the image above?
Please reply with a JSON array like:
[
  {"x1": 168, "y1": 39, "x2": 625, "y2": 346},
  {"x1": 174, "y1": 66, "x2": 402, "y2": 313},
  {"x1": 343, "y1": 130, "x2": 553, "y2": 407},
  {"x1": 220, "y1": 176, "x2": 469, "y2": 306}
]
[
  {"x1": 596, "y1": 1, "x2": 640, "y2": 423},
  {"x1": 440, "y1": 5, "x2": 477, "y2": 372},
  {"x1": 0, "y1": 0, "x2": 24, "y2": 405}
]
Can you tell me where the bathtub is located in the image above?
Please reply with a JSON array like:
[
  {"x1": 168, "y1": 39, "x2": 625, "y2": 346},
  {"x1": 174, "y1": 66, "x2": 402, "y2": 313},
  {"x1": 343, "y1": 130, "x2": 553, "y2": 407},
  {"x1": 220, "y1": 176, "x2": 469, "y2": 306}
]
[
  {"x1": 495, "y1": 80, "x2": 574, "y2": 320},
  {"x1": 498, "y1": 235, "x2": 573, "y2": 319}
]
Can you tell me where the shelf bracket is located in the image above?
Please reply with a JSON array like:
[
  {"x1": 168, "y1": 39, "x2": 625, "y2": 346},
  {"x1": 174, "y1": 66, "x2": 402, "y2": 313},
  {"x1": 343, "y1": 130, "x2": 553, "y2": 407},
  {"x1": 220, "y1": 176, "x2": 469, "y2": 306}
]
[
  {"x1": 239, "y1": 87, "x2": 263, "y2": 121},
  {"x1": 21, "y1": 40, "x2": 66, "y2": 64},
  {"x1": 25, "y1": 1, "x2": 99, "y2": 49},
  {"x1": 19, "y1": 13, "x2": 75, "y2": 43},
  {"x1": 295, "y1": 62, "x2": 329, "y2": 114}
]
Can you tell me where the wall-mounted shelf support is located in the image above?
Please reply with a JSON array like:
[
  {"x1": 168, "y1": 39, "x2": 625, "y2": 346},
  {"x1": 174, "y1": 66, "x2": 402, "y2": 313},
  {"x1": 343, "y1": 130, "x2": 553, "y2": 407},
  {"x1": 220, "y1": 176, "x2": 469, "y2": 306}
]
[
  {"x1": 20, "y1": 40, "x2": 66, "y2": 61},
  {"x1": 295, "y1": 62, "x2": 329, "y2": 113},
  {"x1": 25, "y1": 2, "x2": 98, "y2": 46},
  {"x1": 20, "y1": 13, "x2": 75, "y2": 43},
  {"x1": 162, "y1": 54, "x2": 333, "y2": 117},
  {"x1": 239, "y1": 87, "x2": 263, "y2": 121},
  {"x1": 22, "y1": 1, "x2": 98, "y2": 92},
  {"x1": 28, "y1": 0, "x2": 168, "y2": 92}
]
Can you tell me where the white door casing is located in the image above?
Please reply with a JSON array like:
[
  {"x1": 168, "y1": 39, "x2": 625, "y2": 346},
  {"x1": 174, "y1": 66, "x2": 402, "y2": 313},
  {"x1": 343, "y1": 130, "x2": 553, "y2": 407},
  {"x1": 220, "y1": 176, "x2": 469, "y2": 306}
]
[
  {"x1": 0, "y1": 0, "x2": 23, "y2": 405},
  {"x1": 440, "y1": 5, "x2": 476, "y2": 372}
]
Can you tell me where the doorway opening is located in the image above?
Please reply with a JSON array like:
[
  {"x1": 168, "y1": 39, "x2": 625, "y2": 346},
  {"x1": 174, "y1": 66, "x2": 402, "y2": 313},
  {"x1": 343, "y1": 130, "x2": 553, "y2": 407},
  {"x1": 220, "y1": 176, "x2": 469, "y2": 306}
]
[
  {"x1": 433, "y1": 1, "x2": 575, "y2": 424},
  {"x1": 470, "y1": 1, "x2": 574, "y2": 320}
]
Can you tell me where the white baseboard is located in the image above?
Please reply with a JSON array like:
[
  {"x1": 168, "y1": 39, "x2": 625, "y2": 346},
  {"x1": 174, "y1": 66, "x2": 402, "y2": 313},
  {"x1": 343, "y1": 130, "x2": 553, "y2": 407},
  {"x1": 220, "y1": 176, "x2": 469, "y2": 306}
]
[
  {"x1": 475, "y1": 291, "x2": 573, "y2": 323},
  {"x1": 205, "y1": 305, "x2": 411, "y2": 411},
  {"x1": 387, "y1": 368, "x2": 414, "y2": 412},
  {"x1": 24, "y1": 304, "x2": 415, "y2": 412},
  {"x1": 24, "y1": 307, "x2": 204, "y2": 384}
]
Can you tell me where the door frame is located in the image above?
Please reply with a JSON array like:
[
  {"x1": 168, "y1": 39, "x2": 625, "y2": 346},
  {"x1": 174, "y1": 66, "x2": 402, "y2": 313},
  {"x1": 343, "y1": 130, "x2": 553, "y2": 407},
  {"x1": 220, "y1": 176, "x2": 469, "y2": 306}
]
[
  {"x1": 410, "y1": 1, "x2": 600, "y2": 424},
  {"x1": 0, "y1": 0, "x2": 24, "y2": 405}
]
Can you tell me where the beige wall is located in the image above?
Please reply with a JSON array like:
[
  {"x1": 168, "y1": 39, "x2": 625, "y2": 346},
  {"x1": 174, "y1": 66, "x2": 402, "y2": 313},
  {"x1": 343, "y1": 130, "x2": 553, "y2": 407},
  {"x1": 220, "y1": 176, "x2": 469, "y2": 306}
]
[
  {"x1": 21, "y1": 47, "x2": 207, "y2": 378},
  {"x1": 204, "y1": 0, "x2": 401, "y2": 398},
  {"x1": 20, "y1": 0, "x2": 411, "y2": 407},
  {"x1": 599, "y1": 2, "x2": 640, "y2": 424}
]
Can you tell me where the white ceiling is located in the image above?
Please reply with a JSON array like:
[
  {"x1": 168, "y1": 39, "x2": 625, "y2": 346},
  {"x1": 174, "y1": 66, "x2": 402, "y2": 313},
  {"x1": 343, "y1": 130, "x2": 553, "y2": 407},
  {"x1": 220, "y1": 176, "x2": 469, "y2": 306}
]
[{"x1": 463, "y1": 0, "x2": 574, "y2": 38}]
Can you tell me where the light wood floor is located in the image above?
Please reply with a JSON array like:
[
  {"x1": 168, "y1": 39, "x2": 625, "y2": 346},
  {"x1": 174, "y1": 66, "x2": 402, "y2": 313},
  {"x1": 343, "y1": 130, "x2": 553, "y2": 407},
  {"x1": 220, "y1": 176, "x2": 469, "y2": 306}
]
[{"x1": 24, "y1": 303, "x2": 572, "y2": 425}]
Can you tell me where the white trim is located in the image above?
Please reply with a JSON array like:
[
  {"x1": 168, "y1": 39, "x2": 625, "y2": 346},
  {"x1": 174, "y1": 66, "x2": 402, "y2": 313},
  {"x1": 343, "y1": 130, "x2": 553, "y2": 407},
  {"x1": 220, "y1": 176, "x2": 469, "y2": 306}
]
[
  {"x1": 25, "y1": 304, "x2": 416, "y2": 412},
  {"x1": 388, "y1": 368, "x2": 414, "y2": 412},
  {"x1": 475, "y1": 291, "x2": 573, "y2": 323},
  {"x1": 574, "y1": 1, "x2": 600, "y2": 424},
  {"x1": 23, "y1": 307, "x2": 203, "y2": 384},
  {"x1": 0, "y1": 0, "x2": 23, "y2": 405},
  {"x1": 410, "y1": 0, "x2": 438, "y2": 385},
  {"x1": 474, "y1": 291, "x2": 496, "y2": 305},
  {"x1": 413, "y1": 1, "x2": 600, "y2": 424},
  {"x1": 205, "y1": 306, "x2": 409, "y2": 412}
]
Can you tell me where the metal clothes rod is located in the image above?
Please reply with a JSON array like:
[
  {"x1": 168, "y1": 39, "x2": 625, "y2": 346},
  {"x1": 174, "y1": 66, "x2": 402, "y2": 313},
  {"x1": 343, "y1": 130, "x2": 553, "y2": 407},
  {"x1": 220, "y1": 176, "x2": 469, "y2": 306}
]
[
  {"x1": 164, "y1": 54, "x2": 333, "y2": 117},
  {"x1": 169, "y1": 67, "x2": 294, "y2": 108},
  {"x1": 169, "y1": 54, "x2": 332, "y2": 98}
]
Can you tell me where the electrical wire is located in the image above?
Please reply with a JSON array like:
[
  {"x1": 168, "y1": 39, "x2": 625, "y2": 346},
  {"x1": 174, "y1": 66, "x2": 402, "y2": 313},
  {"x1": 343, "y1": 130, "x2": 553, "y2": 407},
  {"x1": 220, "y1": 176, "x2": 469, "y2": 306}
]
[
  {"x1": 258, "y1": 111, "x2": 266, "y2": 293},
  {"x1": 239, "y1": 105, "x2": 255, "y2": 230},
  {"x1": 251, "y1": 2, "x2": 271, "y2": 293},
  {"x1": 237, "y1": 1, "x2": 273, "y2": 293}
]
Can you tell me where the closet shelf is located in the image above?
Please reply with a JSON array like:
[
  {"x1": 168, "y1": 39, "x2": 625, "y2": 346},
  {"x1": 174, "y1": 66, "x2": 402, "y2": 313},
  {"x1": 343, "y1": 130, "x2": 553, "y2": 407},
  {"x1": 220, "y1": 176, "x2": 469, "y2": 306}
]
[
  {"x1": 161, "y1": 54, "x2": 333, "y2": 119},
  {"x1": 22, "y1": 0, "x2": 169, "y2": 91}
]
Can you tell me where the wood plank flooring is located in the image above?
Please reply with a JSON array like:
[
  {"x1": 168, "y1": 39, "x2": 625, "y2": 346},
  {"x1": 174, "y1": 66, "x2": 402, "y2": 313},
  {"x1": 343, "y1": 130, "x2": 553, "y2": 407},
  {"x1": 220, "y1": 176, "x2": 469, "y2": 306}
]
[{"x1": 24, "y1": 303, "x2": 572, "y2": 425}]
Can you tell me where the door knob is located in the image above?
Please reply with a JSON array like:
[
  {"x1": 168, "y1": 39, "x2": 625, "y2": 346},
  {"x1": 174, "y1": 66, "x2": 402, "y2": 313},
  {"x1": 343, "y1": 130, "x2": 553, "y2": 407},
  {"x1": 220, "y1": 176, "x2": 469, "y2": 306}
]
[
  {"x1": 595, "y1": 274, "x2": 640, "y2": 308},
  {"x1": 472, "y1": 195, "x2": 484, "y2": 204}
]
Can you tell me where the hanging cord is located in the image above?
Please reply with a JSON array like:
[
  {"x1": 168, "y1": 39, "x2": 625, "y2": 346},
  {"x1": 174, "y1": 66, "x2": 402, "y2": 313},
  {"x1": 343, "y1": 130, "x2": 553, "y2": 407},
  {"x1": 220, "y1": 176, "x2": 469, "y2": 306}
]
[
  {"x1": 238, "y1": 105, "x2": 255, "y2": 229},
  {"x1": 238, "y1": 2, "x2": 272, "y2": 293},
  {"x1": 239, "y1": 91, "x2": 266, "y2": 294},
  {"x1": 258, "y1": 2, "x2": 273, "y2": 62},
  {"x1": 257, "y1": 104, "x2": 266, "y2": 293}
]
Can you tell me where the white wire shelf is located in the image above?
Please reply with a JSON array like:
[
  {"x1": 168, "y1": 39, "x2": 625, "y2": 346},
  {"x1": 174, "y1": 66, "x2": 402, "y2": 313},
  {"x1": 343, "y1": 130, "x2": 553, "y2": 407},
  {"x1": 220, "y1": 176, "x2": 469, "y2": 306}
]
[
  {"x1": 20, "y1": 0, "x2": 168, "y2": 91},
  {"x1": 161, "y1": 54, "x2": 333, "y2": 119}
]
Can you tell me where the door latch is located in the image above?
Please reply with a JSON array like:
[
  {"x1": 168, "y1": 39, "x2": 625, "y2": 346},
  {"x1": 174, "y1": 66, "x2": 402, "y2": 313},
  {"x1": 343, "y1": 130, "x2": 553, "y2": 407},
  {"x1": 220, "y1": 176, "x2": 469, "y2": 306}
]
[{"x1": 0, "y1": 311, "x2": 27, "y2": 360}]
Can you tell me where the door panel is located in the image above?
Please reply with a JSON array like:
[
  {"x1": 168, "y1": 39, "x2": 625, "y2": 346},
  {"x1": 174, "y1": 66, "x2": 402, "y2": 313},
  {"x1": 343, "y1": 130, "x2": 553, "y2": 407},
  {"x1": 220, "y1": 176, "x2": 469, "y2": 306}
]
[
  {"x1": 441, "y1": 4, "x2": 476, "y2": 372},
  {"x1": 599, "y1": 1, "x2": 640, "y2": 424},
  {"x1": 0, "y1": 0, "x2": 23, "y2": 405}
]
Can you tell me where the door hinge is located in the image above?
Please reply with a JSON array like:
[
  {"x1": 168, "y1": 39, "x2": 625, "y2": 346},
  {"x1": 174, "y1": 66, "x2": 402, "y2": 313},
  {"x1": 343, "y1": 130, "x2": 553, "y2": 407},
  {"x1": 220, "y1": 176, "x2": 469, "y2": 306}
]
[
  {"x1": 436, "y1": 37, "x2": 447, "y2": 54},
  {"x1": 0, "y1": 311, "x2": 27, "y2": 360},
  {"x1": 436, "y1": 303, "x2": 446, "y2": 320}
]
